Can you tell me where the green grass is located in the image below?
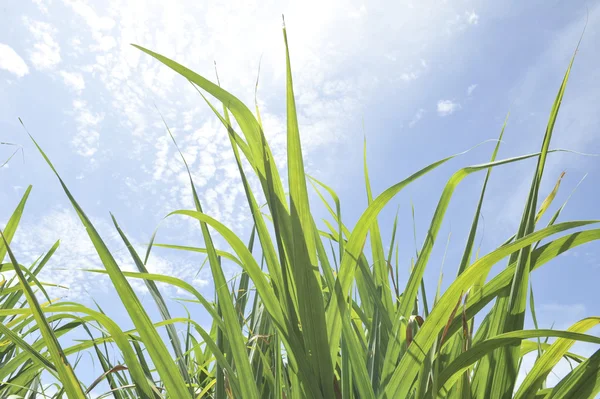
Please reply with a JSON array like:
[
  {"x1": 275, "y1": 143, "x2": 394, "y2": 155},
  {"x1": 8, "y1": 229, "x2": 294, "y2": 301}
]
[{"x1": 1, "y1": 23, "x2": 600, "y2": 399}]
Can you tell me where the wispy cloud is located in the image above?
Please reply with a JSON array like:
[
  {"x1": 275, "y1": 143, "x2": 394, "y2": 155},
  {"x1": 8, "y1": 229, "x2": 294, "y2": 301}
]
[
  {"x1": 4, "y1": 0, "x2": 522, "y2": 302},
  {"x1": 394, "y1": 59, "x2": 429, "y2": 83},
  {"x1": 32, "y1": 0, "x2": 51, "y2": 14},
  {"x1": 59, "y1": 70, "x2": 85, "y2": 92},
  {"x1": 409, "y1": 108, "x2": 425, "y2": 128},
  {"x1": 467, "y1": 83, "x2": 478, "y2": 96},
  {"x1": 71, "y1": 99, "x2": 103, "y2": 158},
  {"x1": 48, "y1": 0, "x2": 390, "y2": 232},
  {"x1": 539, "y1": 303, "x2": 587, "y2": 327},
  {"x1": 12, "y1": 208, "x2": 210, "y2": 302},
  {"x1": 446, "y1": 10, "x2": 480, "y2": 34},
  {"x1": 23, "y1": 17, "x2": 61, "y2": 70},
  {"x1": 466, "y1": 11, "x2": 479, "y2": 25},
  {"x1": 0, "y1": 43, "x2": 29, "y2": 77},
  {"x1": 437, "y1": 99, "x2": 460, "y2": 116},
  {"x1": 14, "y1": 1, "x2": 493, "y2": 236},
  {"x1": 63, "y1": 0, "x2": 116, "y2": 32},
  {"x1": 487, "y1": 4, "x2": 600, "y2": 234},
  {"x1": 63, "y1": 0, "x2": 117, "y2": 52}
]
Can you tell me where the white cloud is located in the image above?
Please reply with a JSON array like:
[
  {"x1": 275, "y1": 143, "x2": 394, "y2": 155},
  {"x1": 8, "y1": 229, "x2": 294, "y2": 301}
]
[
  {"x1": 539, "y1": 303, "x2": 587, "y2": 328},
  {"x1": 401, "y1": 72, "x2": 418, "y2": 82},
  {"x1": 23, "y1": 17, "x2": 61, "y2": 70},
  {"x1": 467, "y1": 83, "x2": 478, "y2": 95},
  {"x1": 0, "y1": 43, "x2": 29, "y2": 77},
  {"x1": 466, "y1": 11, "x2": 479, "y2": 25},
  {"x1": 32, "y1": 0, "x2": 52, "y2": 14},
  {"x1": 14, "y1": 0, "x2": 501, "y2": 237},
  {"x1": 63, "y1": 0, "x2": 116, "y2": 31},
  {"x1": 11, "y1": 208, "x2": 210, "y2": 302},
  {"x1": 63, "y1": 0, "x2": 116, "y2": 52},
  {"x1": 397, "y1": 59, "x2": 428, "y2": 82},
  {"x1": 59, "y1": 70, "x2": 85, "y2": 92},
  {"x1": 409, "y1": 108, "x2": 425, "y2": 128},
  {"x1": 54, "y1": 0, "x2": 378, "y2": 230},
  {"x1": 446, "y1": 10, "x2": 480, "y2": 33},
  {"x1": 193, "y1": 277, "x2": 209, "y2": 288},
  {"x1": 437, "y1": 99, "x2": 460, "y2": 116},
  {"x1": 71, "y1": 99, "x2": 103, "y2": 157},
  {"x1": 11, "y1": 208, "x2": 113, "y2": 300}
]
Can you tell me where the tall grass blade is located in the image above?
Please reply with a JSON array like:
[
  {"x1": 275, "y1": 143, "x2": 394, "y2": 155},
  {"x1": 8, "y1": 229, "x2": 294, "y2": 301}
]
[
  {"x1": 283, "y1": 21, "x2": 334, "y2": 398},
  {"x1": 436, "y1": 329, "x2": 600, "y2": 396},
  {"x1": 24, "y1": 128, "x2": 190, "y2": 399},
  {"x1": 545, "y1": 347, "x2": 600, "y2": 399},
  {"x1": 473, "y1": 38, "x2": 581, "y2": 399},
  {"x1": 0, "y1": 234, "x2": 86, "y2": 398},
  {"x1": 0, "y1": 185, "x2": 32, "y2": 262},
  {"x1": 110, "y1": 213, "x2": 191, "y2": 391},
  {"x1": 515, "y1": 317, "x2": 600, "y2": 399},
  {"x1": 383, "y1": 219, "x2": 598, "y2": 398}
]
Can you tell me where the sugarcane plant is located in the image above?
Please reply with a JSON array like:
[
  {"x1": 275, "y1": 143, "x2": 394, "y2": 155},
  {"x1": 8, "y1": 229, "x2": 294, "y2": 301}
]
[{"x1": 1, "y1": 21, "x2": 599, "y2": 399}]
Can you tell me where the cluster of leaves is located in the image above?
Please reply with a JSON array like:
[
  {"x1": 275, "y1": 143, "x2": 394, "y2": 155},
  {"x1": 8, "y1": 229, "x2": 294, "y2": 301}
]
[{"x1": 1, "y1": 24, "x2": 599, "y2": 399}]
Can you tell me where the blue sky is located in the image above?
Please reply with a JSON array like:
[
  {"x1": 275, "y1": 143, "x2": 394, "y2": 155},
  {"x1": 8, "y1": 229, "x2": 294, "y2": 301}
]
[{"x1": 1, "y1": 0, "x2": 600, "y2": 394}]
